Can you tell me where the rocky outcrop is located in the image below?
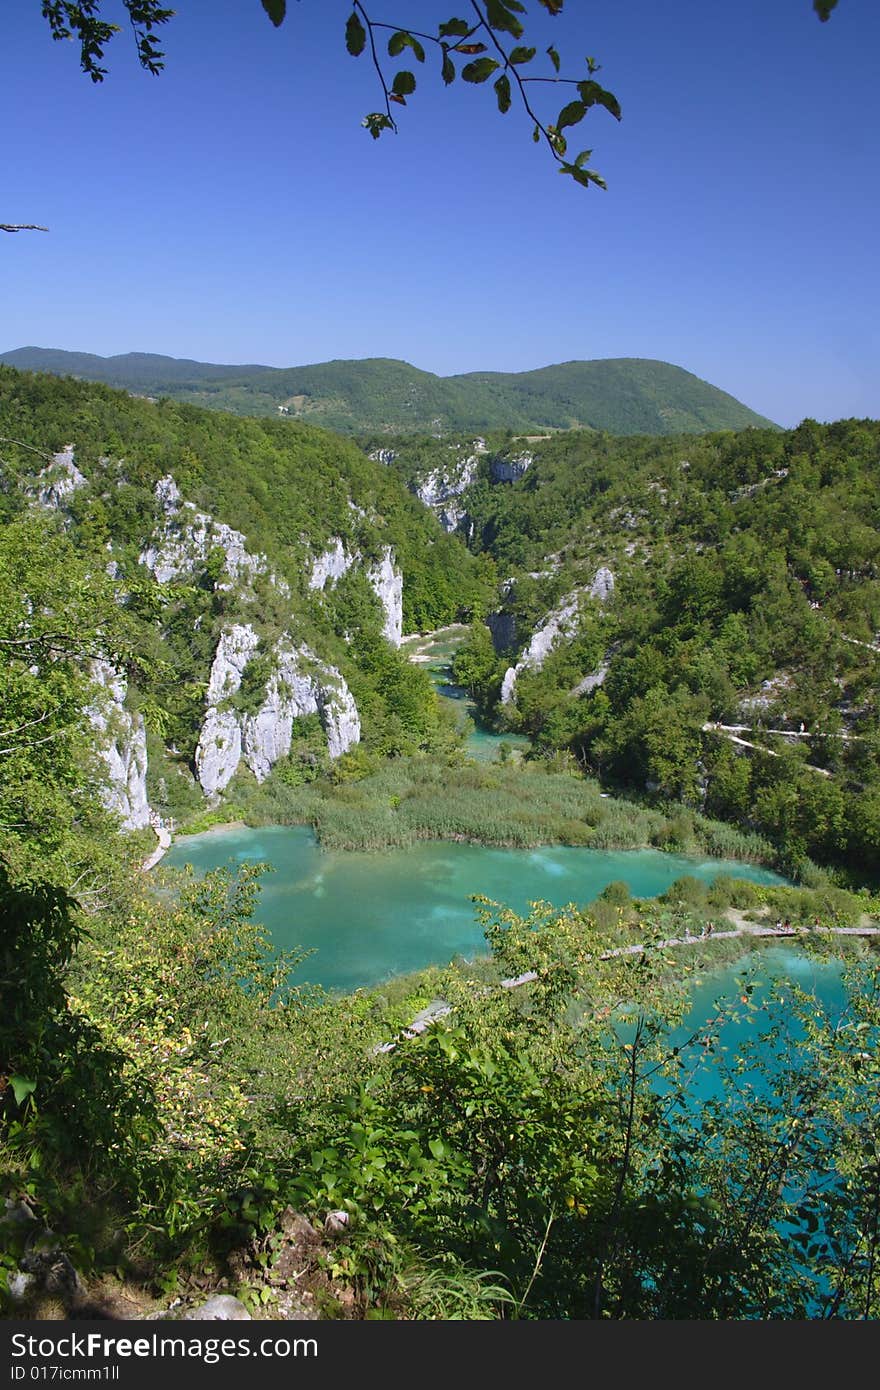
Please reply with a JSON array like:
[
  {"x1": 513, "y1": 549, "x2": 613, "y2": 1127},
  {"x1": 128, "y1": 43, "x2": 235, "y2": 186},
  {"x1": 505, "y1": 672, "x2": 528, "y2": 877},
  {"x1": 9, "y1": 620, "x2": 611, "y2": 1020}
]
[
  {"x1": 489, "y1": 451, "x2": 532, "y2": 483},
  {"x1": 500, "y1": 568, "x2": 615, "y2": 706},
  {"x1": 366, "y1": 547, "x2": 403, "y2": 646},
  {"x1": 413, "y1": 450, "x2": 480, "y2": 533},
  {"x1": 589, "y1": 566, "x2": 615, "y2": 603},
  {"x1": 33, "y1": 445, "x2": 87, "y2": 510},
  {"x1": 487, "y1": 610, "x2": 517, "y2": 654},
  {"x1": 309, "y1": 537, "x2": 403, "y2": 646},
  {"x1": 195, "y1": 625, "x2": 260, "y2": 796},
  {"x1": 368, "y1": 447, "x2": 397, "y2": 466},
  {"x1": 195, "y1": 625, "x2": 361, "y2": 795},
  {"x1": 139, "y1": 475, "x2": 269, "y2": 590},
  {"x1": 88, "y1": 660, "x2": 151, "y2": 830},
  {"x1": 183, "y1": 1296, "x2": 252, "y2": 1321},
  {"x1": 308, "y1": 537, "x2": 357, "y2": 592},
  {"x1": 242, "y1": 639, "x2": 360, "y2": 780},
  {"x1": 570, "y1": 660, "x2": 611, "y2": 698}
]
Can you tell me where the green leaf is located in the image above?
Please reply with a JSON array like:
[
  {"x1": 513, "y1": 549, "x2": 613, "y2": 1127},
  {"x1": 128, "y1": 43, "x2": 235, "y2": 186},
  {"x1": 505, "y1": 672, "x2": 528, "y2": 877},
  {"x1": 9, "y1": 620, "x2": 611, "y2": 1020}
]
[
  {"x1": 577, "y1": 79, "x2": 621, "y2": 120},
  {"x1": 10, "y1": 1076, "x2": 36, "y2": 1106},
  {"x1": 391, "y1": 69, "x2": 417, "y2": 97},
  {"x1": 345, "y1": 12, "x2": 366, "y2": 57},
  {"x1": 428, "y1": 1137, "x2": 446, "y2": 1160},
  {"x1": 547, "y1": 44, "x2": 561, "y2": 73},
  {"x1": 508, "y1": 45, "x2": 537, "y2": 65},
  {"x1": 261, "y1": 0, "x2": 286, "y2": 27},
  {"x1": 389, "y1": 31, "x2": 426, "y2": 62},
  {"x1": 438, "y1": 18, "x2": 471, "y2": 38},
  {"x1": 813, "y1": 0, "x2": 838, "y2": 18},
  {"x1": 557, "y1": 99, "x2": 586, "y2": 131},
  {"x1": 494, "y1": 73, "x2": 512, "y2": 114},
  {"x1": 441, "y1": 48, "x2": 456, "y2": 85},
  {"x1": 560, "y1": 162, "x2": 607, "y2": 190},
  {"x1": 462, "y1": 57, "x2": 500, "y2": 83},
  {"x1": 485, "y1": 0, "x2": 524, "y2": 38},
  {"x1": 362, "y1": 112, "x2": 389, "y2": 139}
]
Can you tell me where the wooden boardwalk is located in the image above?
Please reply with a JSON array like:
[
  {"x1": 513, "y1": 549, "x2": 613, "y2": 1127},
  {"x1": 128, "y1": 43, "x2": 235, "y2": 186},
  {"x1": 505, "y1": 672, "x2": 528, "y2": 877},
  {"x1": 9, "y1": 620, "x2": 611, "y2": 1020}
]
[{"x1": 375, "y1": 919, "x2": 880, "y2": 1054}]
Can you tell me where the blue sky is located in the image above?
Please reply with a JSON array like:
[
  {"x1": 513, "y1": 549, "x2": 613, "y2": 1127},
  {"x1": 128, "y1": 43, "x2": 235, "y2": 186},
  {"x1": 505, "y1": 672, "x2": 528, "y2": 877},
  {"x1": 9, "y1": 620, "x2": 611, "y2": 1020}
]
[{"x1": 3, "y1": 0, "x2": 878, "y2": 426}]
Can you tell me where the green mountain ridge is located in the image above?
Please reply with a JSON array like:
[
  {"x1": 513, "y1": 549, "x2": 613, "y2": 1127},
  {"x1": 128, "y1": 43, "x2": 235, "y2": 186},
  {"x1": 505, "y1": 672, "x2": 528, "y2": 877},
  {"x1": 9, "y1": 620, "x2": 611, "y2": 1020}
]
[{"x1": 0, "y1": 346, "x2": 778, "y2": 435}]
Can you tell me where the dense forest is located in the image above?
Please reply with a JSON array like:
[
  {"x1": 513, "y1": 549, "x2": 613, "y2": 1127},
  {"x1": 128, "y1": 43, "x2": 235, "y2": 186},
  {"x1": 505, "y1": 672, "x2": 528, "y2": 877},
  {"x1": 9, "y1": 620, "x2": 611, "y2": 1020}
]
[
  {"x1": 0, "y1": 349, "x2": 777, "y2": 435},
  {"x1": 375, "y1": 418, "x2": 880, "y2": 879},
  {"x1": 2, "y1": 367, "x2": 879, "y2": 1321}
]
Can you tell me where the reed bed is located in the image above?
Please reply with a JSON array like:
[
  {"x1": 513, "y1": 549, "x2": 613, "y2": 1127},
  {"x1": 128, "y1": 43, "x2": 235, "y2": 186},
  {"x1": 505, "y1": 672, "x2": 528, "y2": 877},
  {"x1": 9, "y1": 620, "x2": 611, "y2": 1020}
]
[{"x1": 206, "y1": 756, "x2": 782, "y2": 869}]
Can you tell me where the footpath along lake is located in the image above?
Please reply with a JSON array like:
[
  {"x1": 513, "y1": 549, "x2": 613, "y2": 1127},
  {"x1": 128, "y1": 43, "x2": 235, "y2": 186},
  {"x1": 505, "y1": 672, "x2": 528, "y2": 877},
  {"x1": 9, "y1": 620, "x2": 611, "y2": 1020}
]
[{"x1": 165, "y1": 824, "x2": 788, "y2": 992}]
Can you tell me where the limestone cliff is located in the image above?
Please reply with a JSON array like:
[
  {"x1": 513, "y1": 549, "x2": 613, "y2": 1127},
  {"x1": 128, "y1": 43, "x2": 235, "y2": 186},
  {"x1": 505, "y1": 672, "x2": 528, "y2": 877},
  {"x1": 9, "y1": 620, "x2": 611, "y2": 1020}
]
[
  {"x1": 308, "y1": 537, "x2": 357, "y2": 592},
  {"x1": 139, "y1": 476, "x2": 270, "y2": 589},
  {"x1": 412, "y1": 446, "x2": 482, "y2": 534},
  {"x1": 195, "y1": 624, "x2": 361, "y2": 796},
  {"x1": 32, "y1": 445, "x2": 87, "y2": 511},
  {"x1": 310, "y1": 538, "x2": 403, "y2": 648},
  {"x1": 366, "y1": 547, "x2": 403, "y2": 647},
  {"x1": 87, "y1": 660, "x2": 151, "y2": 830},
  {"x1": 500, "y1": 568, "x2": 615, "y2": 706}
]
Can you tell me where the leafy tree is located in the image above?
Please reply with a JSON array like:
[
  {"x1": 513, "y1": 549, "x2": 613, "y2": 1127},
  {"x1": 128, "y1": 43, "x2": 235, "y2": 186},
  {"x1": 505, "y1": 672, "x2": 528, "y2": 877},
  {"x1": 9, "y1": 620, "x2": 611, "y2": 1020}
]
[
  {"x1": 0, "y1": 512, "x2": 139, "y2": 892},
  {"x1": 13, "y1": 0, "x2": 838, "y2": 216}
]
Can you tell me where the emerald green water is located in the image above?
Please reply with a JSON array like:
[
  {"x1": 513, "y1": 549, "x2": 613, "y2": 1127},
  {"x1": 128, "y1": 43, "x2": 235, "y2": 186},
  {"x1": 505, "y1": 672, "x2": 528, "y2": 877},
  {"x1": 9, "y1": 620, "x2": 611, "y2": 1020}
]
[{"x1": 165, "y1": 825, "x2": 787, "y2": 993}]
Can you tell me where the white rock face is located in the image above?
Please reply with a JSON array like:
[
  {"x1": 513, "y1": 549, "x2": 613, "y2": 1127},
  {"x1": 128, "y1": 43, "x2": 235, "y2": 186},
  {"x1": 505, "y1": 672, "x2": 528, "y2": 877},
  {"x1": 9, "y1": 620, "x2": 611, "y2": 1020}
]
[
  {"x1": 87, "y1": 659, "x2": 151, "y2": 830},
  {"x1": 589, "y1": 566, "x2": 615, "y2": 603},
  {"x1": 244, "y1": 640, "x2": 360, "y2": 779},
  {"x1": 196, "y1": 626, "x2": 360, "y2": 794},
  {"x1": 500, "y1": 568, "x2": 615, "y2": 706},
  {"x1": 414, "y1": 452, "x2": 480, "y2": 533},
  {"x1": 570, "y1": 662, "x2": 610, "y2": 698},
  {"x1": 139, "y1": 475, "x2": 268, "y2": 589},
  {"x1": 366, "y1": 548, "x2": 403, "y2": 646},
  {"x1": 34, "y1": 445, "x2": 87, "y2": 510},
  {"x1": 197, "y1": 710, "x2": 243, "y2": 797},
  {"x1": 195, "y1": 625, "x2": 261, "y2": 795},
  {"x1": 309, "y1": 537, "x2": 357, "y2": 592},
  {"x1": 500, "y1": 666, "x2": 519, "y2": 705},
  {"x1": 490, "y1": 452, "x2": 532, "y2": 483},
  {"x1": 310, "y1": 538, "x2": 403, "y2": 646}
]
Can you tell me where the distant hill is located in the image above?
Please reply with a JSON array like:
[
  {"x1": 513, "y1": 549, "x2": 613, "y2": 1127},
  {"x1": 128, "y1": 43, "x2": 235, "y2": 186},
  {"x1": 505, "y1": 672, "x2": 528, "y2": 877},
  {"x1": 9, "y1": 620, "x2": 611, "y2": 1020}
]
[{"x1": 0, "y1": 347, "x2": 779, "y2": 435}]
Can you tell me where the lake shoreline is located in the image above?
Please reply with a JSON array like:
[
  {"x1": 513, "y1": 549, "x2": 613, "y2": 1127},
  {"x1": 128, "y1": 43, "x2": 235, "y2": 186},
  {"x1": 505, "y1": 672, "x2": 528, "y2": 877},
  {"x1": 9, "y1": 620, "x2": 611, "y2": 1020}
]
[
  {"x1": 162, "y1": 824, "x2": 793, "y2": 993},
  {"x1": 167, "y1": 808, "x2": 782, "y2": 869}
]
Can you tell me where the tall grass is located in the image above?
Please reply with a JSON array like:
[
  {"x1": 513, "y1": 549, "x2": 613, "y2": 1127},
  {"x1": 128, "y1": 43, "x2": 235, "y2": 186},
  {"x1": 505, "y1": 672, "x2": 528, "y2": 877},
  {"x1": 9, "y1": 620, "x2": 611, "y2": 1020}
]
[{"x1": 189, "y1": 756, "x2": 783, "y2": 869}]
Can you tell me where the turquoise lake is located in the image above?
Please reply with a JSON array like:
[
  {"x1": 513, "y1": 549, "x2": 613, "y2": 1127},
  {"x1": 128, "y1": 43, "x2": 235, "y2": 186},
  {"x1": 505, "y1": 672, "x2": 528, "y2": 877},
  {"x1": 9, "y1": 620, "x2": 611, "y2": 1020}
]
[{"x1": 165, "y1": 824, "x2": 788, "y2": 992}]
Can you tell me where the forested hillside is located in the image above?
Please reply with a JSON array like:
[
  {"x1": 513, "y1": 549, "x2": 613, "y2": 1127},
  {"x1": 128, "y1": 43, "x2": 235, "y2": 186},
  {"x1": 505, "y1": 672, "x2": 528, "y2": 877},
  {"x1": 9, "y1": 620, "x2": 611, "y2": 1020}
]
[
  {"x1": 3, "y1": 367, "x2": 880, "y2": 1323},
  {"x1": 386, "y1": 419, "x2": 880, "y2": 878},
  {"x1": 0, "y1": 348, "x2": 777, "y2": 435},
  {"x1": 0, "y1": 368, "x2": 495, "y2": 844}
]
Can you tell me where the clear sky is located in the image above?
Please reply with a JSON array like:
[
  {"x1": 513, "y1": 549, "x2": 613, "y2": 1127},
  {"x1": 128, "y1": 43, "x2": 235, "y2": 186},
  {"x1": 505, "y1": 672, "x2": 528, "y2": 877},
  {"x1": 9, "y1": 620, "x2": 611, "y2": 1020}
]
[{"x1": 3, "y1": 0, "x2": 878, "y2": 426}]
